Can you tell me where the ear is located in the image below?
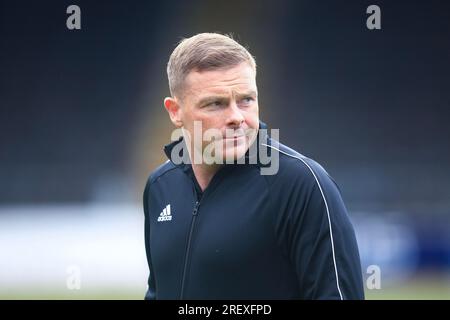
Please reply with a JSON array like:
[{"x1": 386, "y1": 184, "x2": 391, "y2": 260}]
[{"x1": 164, "y1": 97, "x2": 183, "y2": 128}]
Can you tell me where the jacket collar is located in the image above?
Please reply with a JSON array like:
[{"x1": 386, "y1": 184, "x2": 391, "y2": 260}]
[{"x1": 163, "y1": 121, "x2": 271, "y2": 168}]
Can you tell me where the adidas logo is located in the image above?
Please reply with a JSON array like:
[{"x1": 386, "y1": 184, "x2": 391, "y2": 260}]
[{"x1": 157, "y1": 204, "x2": 172, "y2": 222}]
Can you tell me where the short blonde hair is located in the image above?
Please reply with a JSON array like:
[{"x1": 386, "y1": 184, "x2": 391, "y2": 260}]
[{"x1": 167, "y1": 33, "x2": 257, "y2": 98}]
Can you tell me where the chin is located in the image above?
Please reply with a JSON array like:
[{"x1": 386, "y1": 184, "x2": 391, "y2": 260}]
[{"x1": 223, "y1": 144, "x2": 248, "y2": 162}]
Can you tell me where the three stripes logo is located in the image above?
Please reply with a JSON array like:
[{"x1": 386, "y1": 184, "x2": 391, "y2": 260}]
[{"x1": 157, "y1": 204, "x2": 172, "y2": 222}]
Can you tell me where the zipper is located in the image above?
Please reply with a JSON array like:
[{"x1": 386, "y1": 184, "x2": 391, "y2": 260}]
[
  {"x1": 179, "y1": 200, "x2": 200, "y2": 299},
  {"x1": 178, "y1": 164, "x2": 230, "y2": 299}
]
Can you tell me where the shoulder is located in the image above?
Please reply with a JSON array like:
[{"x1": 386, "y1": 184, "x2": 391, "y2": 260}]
[
  {"x1": 145, "y1": 160, "x2": 178, "y2": 188},
  {"x1": 264, "y1": 139, "x2": 335, "y2": 189}
]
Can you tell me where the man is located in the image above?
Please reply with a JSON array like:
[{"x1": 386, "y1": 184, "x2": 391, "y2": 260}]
[{"x1": 143, "y1": 33, "x2": 364, "y2": 299}]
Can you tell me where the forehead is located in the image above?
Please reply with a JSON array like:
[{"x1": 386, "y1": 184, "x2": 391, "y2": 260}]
[{"x1": 183, "y1": 62, "x2": 256, "y2": 98}]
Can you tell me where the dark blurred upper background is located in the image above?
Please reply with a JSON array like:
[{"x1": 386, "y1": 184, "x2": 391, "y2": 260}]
[
  {"x1": 1, "y1": 0, "x2": 449, "y2": 211},
  {"x1": 1, "y1": 0, "x2": 450, "y2": 296}
]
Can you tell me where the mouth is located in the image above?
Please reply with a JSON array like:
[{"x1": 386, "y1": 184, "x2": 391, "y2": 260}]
[
  {"x1": 222, "y1": 135, "x2": 246, "y2": 142},
  {"x1": 222, "y1": 129, "x2": 247, "y2": 139}
]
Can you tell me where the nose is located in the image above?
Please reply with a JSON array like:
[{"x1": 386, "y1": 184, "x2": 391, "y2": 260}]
[{"x1": 225, "y1": 101, "x2": 245, "y2": 128}]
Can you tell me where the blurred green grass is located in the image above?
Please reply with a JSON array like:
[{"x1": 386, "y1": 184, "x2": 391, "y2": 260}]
[
  {"x1": 0, "y1": 289, "x2": 144, "y2": 300},
  {"x1": 2, "y1": 275, "x2": 450, "y2": 300},
  {"x1": 365, "y1": 275, "x2": 450, "y2": 300}
]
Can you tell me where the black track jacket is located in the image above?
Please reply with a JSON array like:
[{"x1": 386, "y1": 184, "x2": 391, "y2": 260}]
[{"x1": 143, "y1": 122, "x2": 364, "y2": 300}]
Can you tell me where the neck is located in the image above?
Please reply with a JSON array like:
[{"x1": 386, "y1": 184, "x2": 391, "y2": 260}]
[
  {"x1": 191, "y1": 162, "x2": 222, "y2": 192},
  {"x1": 183, "y1": 131, "x2": 224, "y2": 191}
]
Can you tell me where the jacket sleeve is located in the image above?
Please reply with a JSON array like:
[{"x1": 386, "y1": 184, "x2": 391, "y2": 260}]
[
  {"x1": 281, "y1": 159, "x2": 365, "y2": 300},
  {"x1": 143, "y1": 178, "x2": 157, "y2": 300}
]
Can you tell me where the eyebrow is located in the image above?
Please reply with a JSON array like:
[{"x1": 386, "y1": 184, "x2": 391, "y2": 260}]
[
  {"x1": 196, "y1": 96, "x2": 228, "y2": 107},
  {"x1": 235, "y1": 90, "x2": 257, "y2": 99},
  {"x1": 196, "y1": 90, "x2": 257, "y2": 107}
]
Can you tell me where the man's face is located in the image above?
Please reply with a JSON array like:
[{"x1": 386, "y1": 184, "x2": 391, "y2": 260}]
[{"x1": 175, "y1": 62, "x2": 259, "y2": 162}]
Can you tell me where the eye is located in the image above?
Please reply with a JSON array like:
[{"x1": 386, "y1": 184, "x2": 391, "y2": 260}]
[
  {"x1": 239, "y1": 97, "x2": 254, "y2": 106},
  {"x1": 205, "y1": 100, "x2": 223, "y2": 108}
]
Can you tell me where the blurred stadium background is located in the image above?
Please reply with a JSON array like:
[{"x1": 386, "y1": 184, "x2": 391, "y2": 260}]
[{"x1": 1, "y1": 0, "x2": 450, "y2": 299}]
